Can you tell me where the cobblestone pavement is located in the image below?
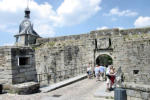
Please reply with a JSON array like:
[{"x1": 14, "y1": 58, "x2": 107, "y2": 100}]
[{"x1": 0, "y1": 79, "x2": 113, "y2": 100}]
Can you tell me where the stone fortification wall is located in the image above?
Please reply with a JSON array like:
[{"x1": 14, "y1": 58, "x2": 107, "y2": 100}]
[
  {"x1": 36, "y1": 33, "x2": 90, "y2": 45},
  {"x1": 35, "y1": 29, "x2": 120, "y2": 86},
  {"x1": 112, "y1": 28, "x2": 150, "y2": 100},
  {"x1": 0, "y1": 46, "x2": 37, "y2": 85},
  {"x1": 123, "y1": 82, "x2": 150, "y2": 100},
  {"x1": 119, "y1": 27, "x2": 150, "y2": 35},
  {"x1": 22, "y1": 27, "x2": 150, "y2": 97},
  {"x1": 36, "y1": 28, "x2": 119, "y2": 45},
  {"x1": 0, "y1": 46, "x2": 12, "y2": 84},
  {"x1": 90, "y1": 28, "x2": 119, "y2": 37},
  {"x1": 112, "y1": 32, "x2": 150, "y2": 84},
  {"x1": 35, "y1": 34, "x2": 95, "y2": 86},
  {"x1": 1, "y1": 26, "x2": 150, "y2": 98},
  {"x1": 11, "y1": 47, "x2": 37, "y2": 84},
  {"x1": 35, "y1": 27, "x2": 150, "y2": 86}
]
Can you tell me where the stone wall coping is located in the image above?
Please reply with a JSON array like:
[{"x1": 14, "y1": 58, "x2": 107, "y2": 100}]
[
  {"x1": 13, "y1": 82, "x2": 39, "y2": 88},
  {"x1": 36, "y1": 27, "x2": 150, "y2": 44},
  {"x1": 122, "y1": 82, "x2": 150, "y2": 92},
  {"x1": 90, "y1": 28, "x2": 119, "y2": 35},
  {"x1": 37, "y1": 33, "x2": 89, "y2": 42},
  {"x1": 11, "y1": 82, "x2": 39, "y2": 94},
  {"x1": 0, "y1": 46, "x2": 31, "y2": 49},
  {"x1": 120, "y1": 27, "x2": 150, "y2": 31}
]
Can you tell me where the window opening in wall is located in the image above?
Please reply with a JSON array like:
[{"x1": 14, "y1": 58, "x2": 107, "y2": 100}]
[
  {"x1": 133, "y1": 70, "x2": 139, "y2": 74},
  {"x1": 18, "y1": 57, "x2": 30, "y2": 65}
]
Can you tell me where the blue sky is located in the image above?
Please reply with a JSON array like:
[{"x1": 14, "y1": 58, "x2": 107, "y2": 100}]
[{"x1": 0, "y1": 0, "x2": 150, "y2": 46}]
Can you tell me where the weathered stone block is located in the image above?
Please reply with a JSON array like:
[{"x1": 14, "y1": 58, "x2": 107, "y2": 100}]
[{"x1": 10, "y1": 82, "x2": 39, "y2": 94}]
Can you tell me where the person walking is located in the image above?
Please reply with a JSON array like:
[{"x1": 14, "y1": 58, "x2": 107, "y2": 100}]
[
  {"x1": 109, "y1": 65, "x2": 116, "y2": 90},
  {"x1": 106, "y1": 65, "x2": 111, "y2": 91},
  {"x1": 94, "y1": 65, "x2": 100, "y2": 81},
  {"x1": 87, "y1": 63, "x2": 92, "y2": 79},
  {"x1": 105, "y1": 65, "x2": 116, "y2": 92},
  {"x1": 99, "y1": 65, "x2": 106, "y2": 81}
]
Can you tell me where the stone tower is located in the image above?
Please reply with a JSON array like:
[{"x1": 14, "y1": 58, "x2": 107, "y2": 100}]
[{"x1": 14, "y1": 7, "x2": 40, "y2": 46}]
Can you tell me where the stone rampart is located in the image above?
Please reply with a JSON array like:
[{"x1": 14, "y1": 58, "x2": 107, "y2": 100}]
[
  {"x1": 35, "y1": 27, "x2": 150, "y2": 99},
  {"x1": 0, "y1": 46, "x2": 37, "y2": 85},
  {"x1": 36, "y1": 33, "x2": 90, "y2": 45},
  {"x1": 2, "y1": 26, "x2": 150, "y2": 97},
  {"x1": 0, "y1": 46, "x2": 12, "y2": 84},
  {"x1": 35, "y1": 36, "x2": 94, "y2": 86},
  {"x1": 120, "y1": 27, "x2": 150, "y2": 35},
  {"x1": 123, "y1": 82, "x2": 150, "y2": 100},
  {"x1": 37, "y1": 27, "x2": 150, "y2": 44},
  {"x1": 112, "y1": 29, "x2": 150, "y2": 99}
]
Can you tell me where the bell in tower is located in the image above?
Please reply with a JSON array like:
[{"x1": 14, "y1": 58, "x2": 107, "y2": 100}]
[{"x1": 14, "y1": 7, "x2": 40, "y2": 46}]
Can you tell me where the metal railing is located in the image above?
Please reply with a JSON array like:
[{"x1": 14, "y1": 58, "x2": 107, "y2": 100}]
[{"x1": 36, "y1": 67, "x2": 86, "y2": 85}]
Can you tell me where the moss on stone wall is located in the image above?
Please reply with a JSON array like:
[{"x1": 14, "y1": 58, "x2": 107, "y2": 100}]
[
  {"x1": 47, "y1": 41, "x2": 56, "y2": 47},
  {"x1": 123, "y1": 33, "x2": 150, "y2": 41},
  {"x1": 34, "y1": 40, "x2": 84, "y2": 51}
]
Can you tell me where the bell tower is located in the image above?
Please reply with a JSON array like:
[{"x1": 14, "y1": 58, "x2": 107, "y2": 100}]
[{"x1": 14, "y1": 5, "x2": 40, "y2": 46}]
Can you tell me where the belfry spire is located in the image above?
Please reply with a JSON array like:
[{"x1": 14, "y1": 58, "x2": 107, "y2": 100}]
[
  {"x1": 14, "y1": 0, "x2": 40, "y2": 46},
  {"x1": 24, "y1": 0, "x2": 30, "y2": 19}
]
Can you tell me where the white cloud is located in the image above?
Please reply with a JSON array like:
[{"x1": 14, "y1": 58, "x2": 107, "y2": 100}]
[
  {"x1": 35, "y1": 23, "x2": 55, "y2": 37},
  {"x1": 96, "y1": 26, "x2": 124, "y2": 30},
  {"x1": 104, "y1": 7, "x2": 138, "y2": 17},
  {"x1": 118, "y1": 27, "x2": 124, "y2": 29},
  {"x1": 96, "y1": 26, "x2": 108, "y2": 30},
  {"x1": 53, "y1": 0, "x2": 102, "y2": 26},
  {"x1": 0, "y1": 24, "x2": 7, "y2": 30},
  {"x1": 134, "y1": 16, "x2": 150, "y2": 27},
  {"x1": 0, "y1": 0, "x2": 102, "y2": 37},
  {"x1": 0, "y1": 24, "x2": 18, "y2": 33},
  {"x1": 0, "y1": 0, "x2": 26, "y2": 12}
]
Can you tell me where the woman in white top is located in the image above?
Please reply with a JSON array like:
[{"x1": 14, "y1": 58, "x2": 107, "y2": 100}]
[{"x1": 106, "y1": 65, "x2": 116, "y2": 91}]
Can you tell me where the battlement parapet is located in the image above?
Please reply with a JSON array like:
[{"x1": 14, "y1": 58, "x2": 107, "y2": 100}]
[
  {"x1": 36, "y1": 33, "x2": 90, "y2": 44},
  {"x1": 36, "y1": 27, "x2": 150, "y2": 45},
  {"x1": 120, "y1": 27, "x2": 150, "y2": 35},
  {"x1": 90, "y1": 28, "x2": 119, "y2": 37},
  {"x1": 0, "y1": 46, "x2": 31, "y2": 49},
  {"x1": 90, "y1": 27, "x2": 150, "y2": 37}
]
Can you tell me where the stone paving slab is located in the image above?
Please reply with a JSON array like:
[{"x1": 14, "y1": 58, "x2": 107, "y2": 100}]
[
  {"x1": 0, "y1": 78, "x2": 116, "y2": 100},
  {"x1": 94, "y1": 82, "x2": 114, "y2": 99},
  {"x1": 40, "y1": 74, "x2": 87, "y2": 93}
]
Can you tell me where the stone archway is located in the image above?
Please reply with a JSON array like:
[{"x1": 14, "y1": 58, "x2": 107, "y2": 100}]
[
  {"x1": 95, "y1": 54, "x2": 113, "y2": 66},
  {"x1": 94, "y1": 49, "x2": 113, "y2": 66}
]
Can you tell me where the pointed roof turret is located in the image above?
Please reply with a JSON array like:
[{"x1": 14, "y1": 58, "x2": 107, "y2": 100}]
[
  {"x1": 15, "y1": 6, "x2": 39, "y2": 36},
  {"x1": 14, "y1": 0, "x2": 40, "y2": 46}
]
